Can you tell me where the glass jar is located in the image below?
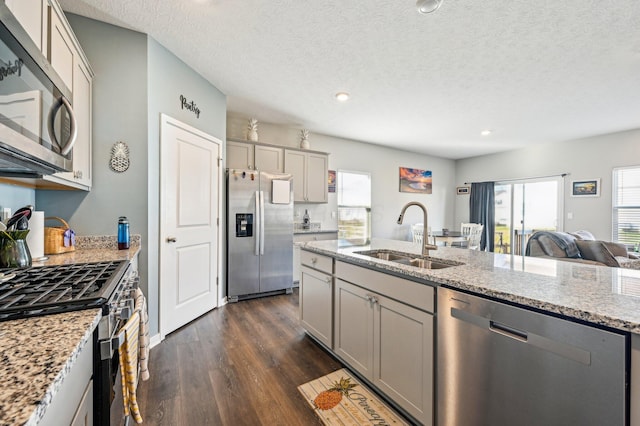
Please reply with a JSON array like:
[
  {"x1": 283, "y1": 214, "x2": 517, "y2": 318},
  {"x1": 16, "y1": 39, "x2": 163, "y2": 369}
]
[{"x1": 0, "y1": 230, "x2": 32, "y2": 268}]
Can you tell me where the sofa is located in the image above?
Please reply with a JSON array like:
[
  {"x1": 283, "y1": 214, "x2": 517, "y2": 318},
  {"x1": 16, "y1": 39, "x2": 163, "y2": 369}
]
[{"x1": 525, "y1": 230, "x2": 640, "y2": 268}]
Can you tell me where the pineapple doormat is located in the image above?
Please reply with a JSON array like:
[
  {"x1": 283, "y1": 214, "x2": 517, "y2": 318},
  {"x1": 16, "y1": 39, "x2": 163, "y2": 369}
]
[{"x1": 297, "y1": 368, "x2": 409, "y2": 425}]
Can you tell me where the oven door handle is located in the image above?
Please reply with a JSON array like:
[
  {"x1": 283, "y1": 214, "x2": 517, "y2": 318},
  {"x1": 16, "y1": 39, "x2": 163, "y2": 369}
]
[{"x1": 100, "y1": 330, "x2": 125, "y2": 360}]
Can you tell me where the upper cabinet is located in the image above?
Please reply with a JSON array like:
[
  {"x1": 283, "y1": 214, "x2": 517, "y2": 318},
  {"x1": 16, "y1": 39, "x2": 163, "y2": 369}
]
[
  {"x1": 48, "y1": 4, "x2": 75, "y2": 92},
  {"x1": 5, "y1": 0, "x2": 48, "y2": 55},
  {"x1": 42, "y1": 2, "x2": 94, "y2": 190},
  {"x1": 226, "y1": 139, "x2": 284, "y2": 173},
  {"x1": 284, "y1": 149, "x2": 328, "y2": 203}
]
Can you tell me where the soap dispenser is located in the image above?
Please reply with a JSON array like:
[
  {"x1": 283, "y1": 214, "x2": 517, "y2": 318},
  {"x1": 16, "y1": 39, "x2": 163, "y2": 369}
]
[{"x1": 302, "y1": 209, "x2": 310, "y2": 229}]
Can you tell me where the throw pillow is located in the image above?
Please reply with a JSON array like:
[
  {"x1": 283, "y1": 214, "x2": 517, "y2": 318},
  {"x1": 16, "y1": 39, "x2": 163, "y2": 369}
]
[
  {"x1": 575, "y1": 240, "x2": 620, "y2": 267},
  {"x1": 602, "y1": 241, "x2": 629, "y2": 258},
  {"x1": 569, "y1": 230, "x2": 596, "y2": 241}
]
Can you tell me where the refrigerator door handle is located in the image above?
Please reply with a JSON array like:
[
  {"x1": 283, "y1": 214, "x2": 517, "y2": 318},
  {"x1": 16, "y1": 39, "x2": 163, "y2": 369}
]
[
  {"x1": 255, "y1": 190, "x2": 260, "y2": 256},
  {"x1": 260, "y1": 190, "x2": 265, "y2": 255}
]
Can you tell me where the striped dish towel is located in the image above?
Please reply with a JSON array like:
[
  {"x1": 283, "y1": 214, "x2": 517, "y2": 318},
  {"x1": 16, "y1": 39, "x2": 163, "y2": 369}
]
[
  {"x1": 119, "y1": 310, "x2": 143, "y2": 423},
  {"x1": 135, "y1": 288, "x2": 150, "y2": 381}
]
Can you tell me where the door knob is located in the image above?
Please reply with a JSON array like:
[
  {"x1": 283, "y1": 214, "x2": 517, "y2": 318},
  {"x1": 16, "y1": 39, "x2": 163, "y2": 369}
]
[{"x1": 166, "y1": 237, "x2": 177, "y2": 243}]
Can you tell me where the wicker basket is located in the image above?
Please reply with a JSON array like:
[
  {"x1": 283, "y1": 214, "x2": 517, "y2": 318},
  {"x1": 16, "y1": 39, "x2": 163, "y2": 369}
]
[{"x1": 44, "y1": 216, "x2": 76, "y2": 255}]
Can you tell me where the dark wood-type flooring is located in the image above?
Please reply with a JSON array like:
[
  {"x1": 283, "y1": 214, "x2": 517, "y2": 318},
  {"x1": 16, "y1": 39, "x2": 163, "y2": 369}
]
[{"x1": 137, "y1": 289, "x2": 343, "y2": 425}]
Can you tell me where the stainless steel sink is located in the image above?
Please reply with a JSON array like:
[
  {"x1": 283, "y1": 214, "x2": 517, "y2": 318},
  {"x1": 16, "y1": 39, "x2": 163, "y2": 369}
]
[{"x1": 355, "y1": 250, "x2": 463, "y2": 269}]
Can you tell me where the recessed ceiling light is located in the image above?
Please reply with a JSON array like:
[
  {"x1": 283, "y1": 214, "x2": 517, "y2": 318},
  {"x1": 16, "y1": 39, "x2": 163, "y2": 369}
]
[
  {"x1": 335, "y1": 92, "x2": 350, "y2": 102},
  {"x1": 416, "y1": 0, "x2": 442, "y2": 14},
  {"x1": 481, "y1": 129, "x2": 492, "y2": 136}
]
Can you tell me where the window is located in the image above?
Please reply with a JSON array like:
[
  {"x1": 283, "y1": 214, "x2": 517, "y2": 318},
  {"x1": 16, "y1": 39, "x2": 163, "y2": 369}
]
[
  {"x1": 337, "y1": 170, "x2": 371, "y2": 244},
  {"x1": 494, "y1": 176, "x2": 563, "y2": 254},
  {"x1": 613, "y1": 166, "x2": 640, "y2": 246}
]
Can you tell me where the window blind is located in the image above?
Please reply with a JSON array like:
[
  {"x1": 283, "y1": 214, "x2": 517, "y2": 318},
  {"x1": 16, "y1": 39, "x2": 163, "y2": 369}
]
[{"x1": 612, "y1": 167, "x2": 640, "y2": 246}]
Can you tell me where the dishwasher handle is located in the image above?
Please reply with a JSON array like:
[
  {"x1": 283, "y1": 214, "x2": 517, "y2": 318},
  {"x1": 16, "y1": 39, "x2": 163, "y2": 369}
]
[{"x1": 490, "y1": 320, "x2": 528, "y2": 342}]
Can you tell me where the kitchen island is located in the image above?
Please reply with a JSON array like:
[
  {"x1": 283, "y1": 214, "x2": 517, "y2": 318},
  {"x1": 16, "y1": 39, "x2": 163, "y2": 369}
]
[
  {"x1": 0, "y1": 240, "x2": 141, "y2": 426},
  {"x1": 300, "y1": 238, "x2": 640, "y2": 425}
]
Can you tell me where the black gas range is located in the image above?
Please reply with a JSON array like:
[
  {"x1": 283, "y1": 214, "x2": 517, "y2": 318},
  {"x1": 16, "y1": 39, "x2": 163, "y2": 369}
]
[
  {"x1": 0, "y1": 260, "x2": 139, "y2": 426},
  {"x1": 0, "y1": 261, "x2": 129, "y2": 321}
]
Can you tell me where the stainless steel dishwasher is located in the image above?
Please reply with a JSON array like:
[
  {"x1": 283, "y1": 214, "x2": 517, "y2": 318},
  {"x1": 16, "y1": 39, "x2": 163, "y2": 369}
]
[{"x1": 437, "y1": 287, "x2": 628, "y2": 426}]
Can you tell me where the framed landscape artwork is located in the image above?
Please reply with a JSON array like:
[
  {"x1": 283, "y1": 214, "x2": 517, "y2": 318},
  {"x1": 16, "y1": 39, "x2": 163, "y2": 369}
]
[
  {"x1": 399, "y1": 167, "x2": 432, "y2": 194},
  {"x1": 571, "y1": 179, "x2": 600, "y2": 197},
  {"x1": 328, "y1": 170, "x2": 336, "y2": 193}
]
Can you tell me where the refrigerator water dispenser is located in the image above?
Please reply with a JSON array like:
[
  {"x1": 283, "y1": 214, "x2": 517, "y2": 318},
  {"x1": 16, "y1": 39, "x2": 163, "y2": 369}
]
[{"x1": 235, "y1": 213, "x2": 253, "y2": 237}]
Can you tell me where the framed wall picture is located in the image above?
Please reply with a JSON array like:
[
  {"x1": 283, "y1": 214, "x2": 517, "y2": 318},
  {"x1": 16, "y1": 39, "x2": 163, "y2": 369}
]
[
  {"x1": 571, "y1": 179, "x2": 600, "y2": 197},
  {"x1": 457, "y1": 186, "x2": 470, "y2": 195},
  {"x1": 328, "y1": 170, "x2": 336, "y2": 193},
  {"x1": 399, "y1": 167, "x2": 432, "y2": 194}
]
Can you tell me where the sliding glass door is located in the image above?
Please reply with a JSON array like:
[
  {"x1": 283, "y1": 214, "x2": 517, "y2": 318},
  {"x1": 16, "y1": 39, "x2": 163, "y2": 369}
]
[{"x1": 495, "y1": 177, "x2": 563, "y2": 254}]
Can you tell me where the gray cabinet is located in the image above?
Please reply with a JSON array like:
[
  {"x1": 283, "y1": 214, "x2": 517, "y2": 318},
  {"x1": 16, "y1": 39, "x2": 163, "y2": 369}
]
[
  {"x1": 5, "y1": 0, "x2": 47, "y2": 54},
  {"x1": 39, "y1": 337, "x2": 93, "y2": 426},
  {"x1": 226, "y1": 140, "x2": 284, "y2": 172},
  {"x1": 44, "y1": 2, "x2": 94, "y2": 190},
  {"x1": 334, "y1": 261, "x2": 434, "y2": 425},
  {"x1": 293, "y1": 232, "x2": 338, "y2": 283},
  {"x1": 299, "y1": 250, "x2": 333, "y2": 348},
  {"x1": 284, "y1": 149, "x2": 328, "y2": 203}
]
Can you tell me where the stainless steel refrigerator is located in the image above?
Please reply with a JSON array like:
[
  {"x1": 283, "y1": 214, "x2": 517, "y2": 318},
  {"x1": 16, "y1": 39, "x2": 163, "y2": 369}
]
[{"x1": 226, "y1": 169, "x2": 294, "y2": 301}]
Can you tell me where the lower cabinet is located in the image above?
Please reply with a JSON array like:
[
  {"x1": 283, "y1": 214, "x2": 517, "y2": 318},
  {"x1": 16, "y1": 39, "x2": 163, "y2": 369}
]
[
  {"x1": 40, "y1": 337, "x2": 93, "y2": 426},
  {"x1": 294, "y1": 232, "x2": 339, "y2": 284},
  {"x1": 299, "y1": 253, "x2": 333, "y2": 348},
  {"x1": 334, "y1": 262, "x2": 434, "y2": 426}
]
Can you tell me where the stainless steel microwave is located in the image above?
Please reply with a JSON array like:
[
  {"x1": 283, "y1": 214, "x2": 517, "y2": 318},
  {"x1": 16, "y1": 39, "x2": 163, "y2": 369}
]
[{"x1": 0, "y1": 3, "x2": 75, "y2": 177}]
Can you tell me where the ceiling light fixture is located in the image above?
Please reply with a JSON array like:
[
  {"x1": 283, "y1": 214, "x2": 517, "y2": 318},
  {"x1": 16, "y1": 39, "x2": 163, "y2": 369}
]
[
  {"x1": 416, "y1": 0, "x2": 443, "y2": 14},
  {"x1": 481, "y1": 129, "x2": 492, "y2": 136},
  {"x1": 335, "y1": 92, "x2": 350, "y2": 102}
]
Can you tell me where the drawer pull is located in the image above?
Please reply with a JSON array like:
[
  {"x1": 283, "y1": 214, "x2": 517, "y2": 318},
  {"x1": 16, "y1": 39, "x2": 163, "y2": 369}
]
[
  {"x1": 311, "y1": 257, "x2": 318, "y2": 264},
  {"x1": 325, "y1": 276, "x2": 331, "y2": 283}
]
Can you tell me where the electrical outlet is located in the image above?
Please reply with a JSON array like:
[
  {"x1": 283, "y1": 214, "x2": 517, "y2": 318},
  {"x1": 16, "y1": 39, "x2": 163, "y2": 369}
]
[
  {"x1": 567, "y1": 212, "x2": 573, "y2": 219},
  {"x1": 331, "y1": 211, "x2": 336, "y2": 219}
]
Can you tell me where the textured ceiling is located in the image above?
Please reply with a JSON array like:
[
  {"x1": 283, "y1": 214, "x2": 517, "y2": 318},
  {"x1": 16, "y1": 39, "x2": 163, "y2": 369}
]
[{"x1": 59, "y1": 0, "x2": 640, "y2": 159}]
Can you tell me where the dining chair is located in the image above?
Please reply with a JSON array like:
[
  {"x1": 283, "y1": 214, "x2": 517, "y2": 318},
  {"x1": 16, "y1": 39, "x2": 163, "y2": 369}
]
[
  {"x1": 453, "y1": 223, "x2": 483, "y2": 249},
  {"x1": 411, "y1": 223, "x2": 424, "y2": 245},
  {"x1": 466, "y1": 224, "x2": 484, "y2": 250}
]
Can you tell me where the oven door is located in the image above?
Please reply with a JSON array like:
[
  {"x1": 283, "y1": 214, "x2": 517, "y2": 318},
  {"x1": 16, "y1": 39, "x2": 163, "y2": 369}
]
[
  {"x1": 95, "y1": 318, "x2": 130, "y2": 426},
  {"x1": 0, "y1": 4, "x2": 75, "y2": 177}
]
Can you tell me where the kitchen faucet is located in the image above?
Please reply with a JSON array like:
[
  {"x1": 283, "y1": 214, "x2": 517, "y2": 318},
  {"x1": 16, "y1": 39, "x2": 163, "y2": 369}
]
[{"x1": 397, "y1": 202, "x2": 438, "y2": 256}]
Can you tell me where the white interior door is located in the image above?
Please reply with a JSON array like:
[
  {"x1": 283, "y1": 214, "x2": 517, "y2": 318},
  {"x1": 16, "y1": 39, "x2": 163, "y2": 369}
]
[{"x1": 160, "y1": 114, "x2": 221, "y2": 336}]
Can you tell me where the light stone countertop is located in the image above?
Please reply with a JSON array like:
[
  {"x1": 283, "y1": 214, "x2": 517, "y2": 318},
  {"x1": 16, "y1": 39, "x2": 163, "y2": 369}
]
[
  {"x1": 0, "y1": 309, "x2": 101, "y2": 426},
  {"x1": 301, "y1": 238, "x2": 640, "y2": 334},
  {"x1": 0, "y1": 237, "x2": 142, "y2": 426},
  {"x1": 294, "y1": 229, "x2": 339, "y2": 235}
]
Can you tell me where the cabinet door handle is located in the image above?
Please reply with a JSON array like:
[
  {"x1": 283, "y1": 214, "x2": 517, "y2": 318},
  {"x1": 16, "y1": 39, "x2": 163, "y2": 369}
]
[
  {"x1": 325, "y1": 276, "x2": 331, "y2": 283},
  {"x1": 166, "y1": 237, "x2": 177, "y2": 243}
]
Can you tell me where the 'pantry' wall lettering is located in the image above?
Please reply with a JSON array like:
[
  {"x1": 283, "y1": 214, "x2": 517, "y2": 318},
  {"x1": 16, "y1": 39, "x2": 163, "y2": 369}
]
[{"x1": 179, "y1": 95, "x2": 201, "y2": 118}]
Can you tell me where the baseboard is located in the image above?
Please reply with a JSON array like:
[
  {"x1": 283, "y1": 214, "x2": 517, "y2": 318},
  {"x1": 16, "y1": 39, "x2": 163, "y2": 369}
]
[{"x1": 149, "y1": 333, "x2": 162, "y2": 349}]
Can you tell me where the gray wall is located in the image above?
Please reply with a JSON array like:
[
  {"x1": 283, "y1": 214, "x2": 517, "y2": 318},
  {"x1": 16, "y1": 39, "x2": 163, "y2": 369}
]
[
  {"x1": 37, "y1": 16, "x2": 227, "y2": 337},
  {"x1": 455, "y1": 128, "x2": 640, "y2": 240},
  {"x1": 36, "y1": 16, "x2": 150, "y2": 306},
  {"x1": 146, "y1": 38, "x2": 226, "y2": 335},
  {"x1": 0, "y1": 183, "x2": 36, "y2": 214},
  {"x1": 227, "y1": 113, "x2": 457, "y2": 240}
]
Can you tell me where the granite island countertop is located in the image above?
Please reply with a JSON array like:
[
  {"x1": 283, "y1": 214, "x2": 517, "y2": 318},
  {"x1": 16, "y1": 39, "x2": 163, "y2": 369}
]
[
  {"x1": 301, "y1": 238, "x2": 640, "y2": 334},
  {"x1": 0, "y1": 237, "x2": 142, "y2": 425}
]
